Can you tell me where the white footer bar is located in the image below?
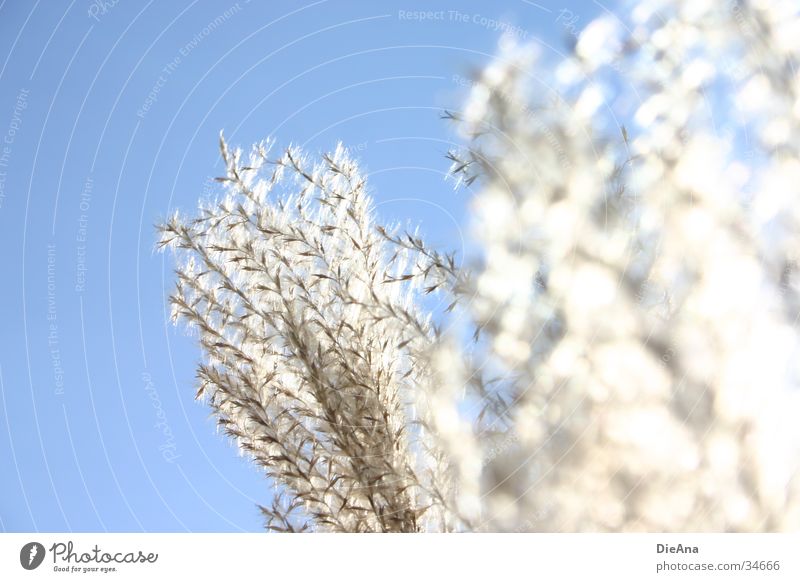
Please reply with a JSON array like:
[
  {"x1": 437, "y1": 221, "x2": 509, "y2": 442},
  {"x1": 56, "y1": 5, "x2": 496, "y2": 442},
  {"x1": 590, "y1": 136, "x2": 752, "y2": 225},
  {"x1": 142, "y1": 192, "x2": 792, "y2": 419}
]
[{"x1": 1, "y1": 533, "x2": 798, "y2": 580}]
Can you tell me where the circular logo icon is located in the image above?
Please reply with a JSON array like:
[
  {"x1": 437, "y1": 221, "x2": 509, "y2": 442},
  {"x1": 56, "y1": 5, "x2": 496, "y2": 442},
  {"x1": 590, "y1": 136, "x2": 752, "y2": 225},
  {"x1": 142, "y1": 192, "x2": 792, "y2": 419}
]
[{"x1": 20, "y1": 542, "x2": 46, "y2": 570}]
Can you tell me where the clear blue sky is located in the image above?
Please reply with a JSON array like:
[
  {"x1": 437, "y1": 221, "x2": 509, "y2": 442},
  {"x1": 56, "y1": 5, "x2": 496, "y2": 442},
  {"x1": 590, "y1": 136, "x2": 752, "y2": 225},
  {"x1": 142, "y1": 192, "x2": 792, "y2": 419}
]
[{"x1": 0, "y1": 0, "x2": 602, "y2": 532}]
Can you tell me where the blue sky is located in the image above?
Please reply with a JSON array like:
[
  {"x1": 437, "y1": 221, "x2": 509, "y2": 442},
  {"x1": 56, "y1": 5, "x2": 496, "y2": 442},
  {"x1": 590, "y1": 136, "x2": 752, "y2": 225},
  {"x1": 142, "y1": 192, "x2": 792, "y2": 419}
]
[{"x1": 0, "y1": 0, "x2": 601, "y2": 532}]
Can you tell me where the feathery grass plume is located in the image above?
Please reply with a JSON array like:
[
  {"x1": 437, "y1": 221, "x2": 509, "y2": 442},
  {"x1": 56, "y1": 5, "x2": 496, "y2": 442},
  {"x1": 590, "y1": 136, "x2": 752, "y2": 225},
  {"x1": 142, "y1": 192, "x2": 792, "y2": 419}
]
[
  {"x1": 160, "y1": 0, "x2": 800, "y2": 532},
  {"x1": 158, "y1": 135, "x2": 465, "y2": 531}
]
